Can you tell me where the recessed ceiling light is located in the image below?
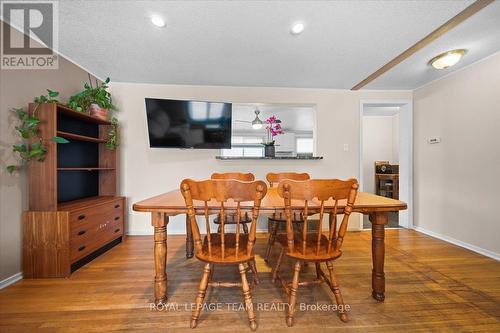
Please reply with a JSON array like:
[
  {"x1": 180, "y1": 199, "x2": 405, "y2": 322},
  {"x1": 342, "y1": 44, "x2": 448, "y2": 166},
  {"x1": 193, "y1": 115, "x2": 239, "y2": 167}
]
[
  {"x1": 151, "y1": 15, "x2": 166, "y2": 28},
  {"x1": 429, "y1": 49, "x2": 466, "y2": 69},
  {"x1": 290, "y1": 22, "x2": 305, "y2": 35}
]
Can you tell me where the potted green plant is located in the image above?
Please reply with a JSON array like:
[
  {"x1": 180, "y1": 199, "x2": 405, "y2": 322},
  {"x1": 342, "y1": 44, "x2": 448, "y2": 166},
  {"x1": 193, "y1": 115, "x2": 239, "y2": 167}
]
[
  {"x1": 263, "y1": 115, "x2": 284, "y2": 158},
  {"x1": 68, "y1": 77, "x2": 115, "y2": 120}
]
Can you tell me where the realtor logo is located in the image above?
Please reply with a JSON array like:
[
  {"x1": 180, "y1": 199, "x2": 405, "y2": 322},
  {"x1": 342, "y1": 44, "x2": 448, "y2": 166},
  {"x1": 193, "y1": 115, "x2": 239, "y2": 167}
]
[{"x1": 1, "y1": 0, "x2": 58, "y2": 69}]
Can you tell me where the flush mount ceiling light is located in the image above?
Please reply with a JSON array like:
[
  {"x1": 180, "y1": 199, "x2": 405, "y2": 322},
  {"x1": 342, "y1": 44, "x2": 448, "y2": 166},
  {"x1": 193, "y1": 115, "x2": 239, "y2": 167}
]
[
  {"x1": 429, "y1": 49, "x2": 466, "y2": 69},
  {"x1": 251, "y1": 109, "x2": 263, "y2": 129},
  {"x1": 290, "y1": 22, "x2": 305, "y2": 35},
  {"x1": 151, "y1": 15, "x2": 166, "y2": 28}
]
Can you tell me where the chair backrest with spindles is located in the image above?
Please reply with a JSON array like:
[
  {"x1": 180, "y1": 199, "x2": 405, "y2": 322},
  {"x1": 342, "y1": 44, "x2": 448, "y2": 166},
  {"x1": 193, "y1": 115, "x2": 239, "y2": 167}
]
[
  {"x1": 266, "y1": 172, "x2": 310, "y2": 187},
  {"x1": 211, "y1": 172, "x2": 255, "y2": 181},
  {"x1": 277, "y1": 179, "x2": 358, "y2": 256},
  {"x1": 180, "y1": 179, "x2": 267, "y2": 259}
]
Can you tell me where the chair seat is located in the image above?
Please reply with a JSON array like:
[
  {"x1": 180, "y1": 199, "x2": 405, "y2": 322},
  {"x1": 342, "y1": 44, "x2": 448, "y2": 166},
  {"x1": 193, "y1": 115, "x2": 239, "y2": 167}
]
[
  {"x1": 276, "y1": 233, "x2": 342, "y2": 261},
  {"x1": 213, "y1": 212, "x2": 252, "y2": 224},
  {"x1": 196, "y1": 233, "x2": 254, "y2": 264}
]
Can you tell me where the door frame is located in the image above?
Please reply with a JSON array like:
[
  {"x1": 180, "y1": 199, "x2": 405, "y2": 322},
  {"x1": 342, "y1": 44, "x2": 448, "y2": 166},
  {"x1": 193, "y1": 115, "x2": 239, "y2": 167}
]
[{"x1": 359, "y1": 99, "x2": 413, "y2": 229}]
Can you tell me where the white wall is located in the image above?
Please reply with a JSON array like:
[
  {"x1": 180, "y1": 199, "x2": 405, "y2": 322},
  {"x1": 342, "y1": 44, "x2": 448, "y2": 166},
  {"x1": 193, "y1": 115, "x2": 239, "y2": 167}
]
[
  {"x1": 413, "y1": 52, "x2": 500, "y2": 258},
  {"x1": 110, "y1": 83, "x2": 411, "y2": 234},
  {"x1": 0, "y1": 23, "x2": 96, "y2": 282},
  {"x1": 392, "y1": 114, "x2": 400, "y2": 162},
  {"x1": 362, "y1": 115, "x2": 400, "y2": 194}
]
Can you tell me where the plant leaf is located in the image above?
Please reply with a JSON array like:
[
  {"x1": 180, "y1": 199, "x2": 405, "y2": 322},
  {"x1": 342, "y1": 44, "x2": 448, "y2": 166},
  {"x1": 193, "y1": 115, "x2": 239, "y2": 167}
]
[
  {"x1": 29, "y1": 149, "x2": 43, "y2": 158},
  {"x1": 20, "y1": 130, "x2": 30, "y2": 139},
  {"x1": 52, "y1": 136, "x2": 70, "y2": 144},
  {"x1": 7, "y1": 165, "x2": 17, "y2": 174},
  {"x1": 47, "y1": 89, "x2": 59, "y2": 97},
  {"x1": 13, "y1": 144, "x2": 27, "y2": 153},
  {"x1": 26, "y1": 117, "x2": 40, "y2": 128},
  {"x1": 14, "y1": 108, "x2": 26, "y2": 119}
]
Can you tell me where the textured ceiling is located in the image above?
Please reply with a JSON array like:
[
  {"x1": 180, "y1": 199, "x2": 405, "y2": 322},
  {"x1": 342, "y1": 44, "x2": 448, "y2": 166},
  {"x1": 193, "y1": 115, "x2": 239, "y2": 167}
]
[
  {"x1": 365, "y1": 0, "x2": 500, "y2": 89},
  {"x1": 5, "y1": 0, "x2": 498, "y2": 89}
]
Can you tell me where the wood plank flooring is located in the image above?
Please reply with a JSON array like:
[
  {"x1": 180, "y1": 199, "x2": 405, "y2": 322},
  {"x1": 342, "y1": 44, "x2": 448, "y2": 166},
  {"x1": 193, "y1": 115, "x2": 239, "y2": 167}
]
[{"x1": 1, "y1": 229, "x2": 499, "y2": 332}]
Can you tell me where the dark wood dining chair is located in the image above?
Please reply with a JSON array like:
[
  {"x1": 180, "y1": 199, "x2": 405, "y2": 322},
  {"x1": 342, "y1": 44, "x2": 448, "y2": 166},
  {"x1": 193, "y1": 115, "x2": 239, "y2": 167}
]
[
  {"x1": 264, "y1": 172, "x2": 310, "y2": 262},
  {"x1": 211, "y1": 172, "x2": 255, "y2": 234},
  {"x1": 272, "y1": 178, "x2": 358, "y2": 326},
  {"x1": 180, "y1": 179, "x2": 268, "y2": 331}
]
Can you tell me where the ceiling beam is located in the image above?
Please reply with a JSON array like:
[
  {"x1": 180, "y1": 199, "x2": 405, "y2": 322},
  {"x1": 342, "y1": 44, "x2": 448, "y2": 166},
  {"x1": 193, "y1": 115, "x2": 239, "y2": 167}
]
[{"x1": 351, "y1": 0, "x2": 495, "y2": 90}]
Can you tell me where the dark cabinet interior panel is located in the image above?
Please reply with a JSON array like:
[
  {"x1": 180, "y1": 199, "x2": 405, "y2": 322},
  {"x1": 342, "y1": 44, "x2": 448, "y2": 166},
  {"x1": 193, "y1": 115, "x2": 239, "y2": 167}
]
[
  {"x1": 57, "y1": 170, "x2": 99, "y2": 202},
  {"x1": 57, "y1": 141, "x2": 99, "y2": 168},
  {"x1": 57, "y1": 113, "x2": 99, "y2": 138}
]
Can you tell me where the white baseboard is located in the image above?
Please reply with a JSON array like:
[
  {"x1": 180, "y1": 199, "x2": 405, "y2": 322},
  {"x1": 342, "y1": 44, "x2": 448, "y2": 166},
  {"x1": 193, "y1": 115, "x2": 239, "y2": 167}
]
[
  {"x1": 0, "y1": 272, "x2": 23, "y2": 289},
  {"x1": 413, "y1": 226, "x2": 500, "y2": 261}
]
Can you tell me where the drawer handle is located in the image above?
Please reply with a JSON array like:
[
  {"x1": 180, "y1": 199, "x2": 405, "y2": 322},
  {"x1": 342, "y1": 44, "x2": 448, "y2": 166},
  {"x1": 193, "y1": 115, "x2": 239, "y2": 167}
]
[
  {"x1": 114, "y1": 228, "x2": 120, "y2": 233},
  {"x1": 78, "y1": 245, "x2": 86, "y2": 252},
  {"x1": 78, "y1": 214, "x2": 86, "y2": 220},
  {"x1": 77, "y1": 230, "x2": 86, "y2": 236},
  {"x1": 114, "y1": 216, "x2": 120, "y2": 221},
  {"x1": 114, "y1": 204, "x2": 120, "y2": 208}
]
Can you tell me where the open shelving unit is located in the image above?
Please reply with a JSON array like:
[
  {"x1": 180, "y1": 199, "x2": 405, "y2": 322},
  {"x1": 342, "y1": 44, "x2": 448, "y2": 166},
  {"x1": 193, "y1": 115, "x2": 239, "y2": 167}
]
[
  {"x1": 26, "y1": 103, "x2": 118, "y2": 207},
  {"x1": 23, "y1": 103, "x2": 125, "y2": 278}
]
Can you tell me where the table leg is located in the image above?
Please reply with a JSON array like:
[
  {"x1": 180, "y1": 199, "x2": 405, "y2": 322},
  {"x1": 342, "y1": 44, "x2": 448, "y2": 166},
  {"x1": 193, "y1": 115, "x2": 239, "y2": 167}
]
[
  {"x1": 152, "y1": 212, "x2": 168, "y2": 304},
  {"x1": 185, "y1": 214, "x2": 194, "y2": 258},
  {"x1": 369, "y1": 212, "x2": 388, "y2": 302}
]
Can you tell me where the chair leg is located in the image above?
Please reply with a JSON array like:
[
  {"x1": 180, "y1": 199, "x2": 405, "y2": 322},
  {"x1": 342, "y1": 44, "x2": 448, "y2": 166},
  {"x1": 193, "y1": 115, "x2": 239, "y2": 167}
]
[
  {"x1": 272, "y1": 246, "x2": 285, "y2": 283},
  {"x1": 315, "y1": 262, "x2": 322, "y2": 280},
  {"x1": 326, "y1": 261, "x2": 348, "y2": 323},
  {"x1": 217, "y1": 225, "x2": 221, "y2": 233},
  {"x1": 209, "y1": 264, "x2": 215, "y2": 282},
  {"x1": 239, "y1": 263, "x2": 257, "y2": 331},
  {"x1": 287, "y1": 261, "x2": 301, "y2": 327},
  {"x1": 248, "y1": 259, "x2": 260, "y2": 285},
  {"x1": 264, "y1": 220, "x2": 279, "y2": 262},
  {"x1": 191, "y1": 263, "x2": 211, "y2": 328},
  {"x1": 242, "y1": 222, "x2": 249, "y2": 234}
]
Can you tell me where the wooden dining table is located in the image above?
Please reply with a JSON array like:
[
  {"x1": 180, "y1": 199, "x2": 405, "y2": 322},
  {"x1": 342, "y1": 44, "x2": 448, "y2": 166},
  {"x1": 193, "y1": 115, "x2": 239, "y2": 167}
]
[{"x1": 133, "y1": 188, "x2": 407, "y2": 305}]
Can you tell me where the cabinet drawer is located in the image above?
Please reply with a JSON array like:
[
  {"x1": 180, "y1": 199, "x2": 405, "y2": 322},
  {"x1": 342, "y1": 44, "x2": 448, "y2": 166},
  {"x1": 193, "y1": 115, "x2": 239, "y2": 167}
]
[
  {"x1": 69, "y1": 198, "x2": 123, "y2": 228},
  {"x1": 70, "y1": 218, "x2": 122, "y2": 262},
  {"x1": 69, "y1": 198, "x2": 124, "y2": 262},
  {"x1": 70, "y1": 212, "x2": 123, "y2": 240}
]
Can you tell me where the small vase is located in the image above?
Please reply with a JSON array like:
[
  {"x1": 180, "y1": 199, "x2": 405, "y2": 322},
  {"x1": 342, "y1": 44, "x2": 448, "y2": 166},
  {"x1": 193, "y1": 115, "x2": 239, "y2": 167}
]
[
  {"x1": 88, "y1": 103, "x2": 108, "y2": 120},
  {"x1": 264, "y1": 145, "x2": 275, "y2": 158}
]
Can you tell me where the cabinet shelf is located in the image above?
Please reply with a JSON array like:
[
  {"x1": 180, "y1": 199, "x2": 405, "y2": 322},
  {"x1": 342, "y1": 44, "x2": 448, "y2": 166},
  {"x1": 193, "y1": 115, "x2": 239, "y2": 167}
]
[
  {"x1": 56, "y1": 104, "x2": 111, "y2": 125},
  {"x1": 57, "y1": 131, "x2": 106, "y2": 143}
]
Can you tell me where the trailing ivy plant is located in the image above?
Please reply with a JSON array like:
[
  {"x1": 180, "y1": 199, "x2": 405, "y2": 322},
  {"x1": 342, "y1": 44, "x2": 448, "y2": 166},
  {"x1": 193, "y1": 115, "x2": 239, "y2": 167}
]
[
  {"x1": 7, "y1": 90, "x2": 69, "y2": 174},
  {"x1": 106, "y1": 117, "x2": 119, "y2": 150}
]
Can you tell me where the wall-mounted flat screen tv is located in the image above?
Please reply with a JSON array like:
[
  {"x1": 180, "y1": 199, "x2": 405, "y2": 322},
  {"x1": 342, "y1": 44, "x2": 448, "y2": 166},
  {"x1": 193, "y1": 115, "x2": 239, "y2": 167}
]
[{"x1": 145, "y1": 98, "x2": 232, "y2": 149}]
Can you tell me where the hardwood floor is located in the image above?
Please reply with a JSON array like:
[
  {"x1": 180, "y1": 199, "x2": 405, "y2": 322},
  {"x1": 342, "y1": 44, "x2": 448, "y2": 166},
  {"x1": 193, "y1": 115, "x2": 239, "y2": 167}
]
[{"x1": 1, "y1": 229, "x2": 499, "y2": 332}]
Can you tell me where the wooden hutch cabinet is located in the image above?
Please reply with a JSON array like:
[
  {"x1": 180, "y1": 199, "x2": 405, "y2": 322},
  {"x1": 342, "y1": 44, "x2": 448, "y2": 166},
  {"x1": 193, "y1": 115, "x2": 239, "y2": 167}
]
[{"x1": 23, "y1": 103, "x2": 125, "y2": 278}]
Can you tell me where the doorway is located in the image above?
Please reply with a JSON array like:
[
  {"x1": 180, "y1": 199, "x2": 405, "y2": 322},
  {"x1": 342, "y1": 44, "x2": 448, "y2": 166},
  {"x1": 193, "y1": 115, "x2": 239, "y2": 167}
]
[{"x1": 359, "y1": 100, "x2": 412, "y2": 229}]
